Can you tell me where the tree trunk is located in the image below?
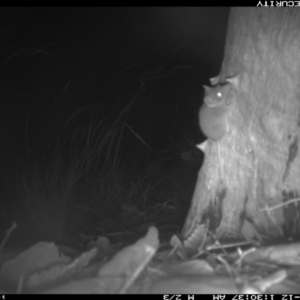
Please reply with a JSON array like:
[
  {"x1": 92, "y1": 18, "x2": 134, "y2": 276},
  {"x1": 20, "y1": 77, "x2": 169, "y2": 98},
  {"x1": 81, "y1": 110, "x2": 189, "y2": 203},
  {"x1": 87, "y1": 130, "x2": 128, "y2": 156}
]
[{"x1": 181, "y1": 8, "x2": 300, "y2": 251}]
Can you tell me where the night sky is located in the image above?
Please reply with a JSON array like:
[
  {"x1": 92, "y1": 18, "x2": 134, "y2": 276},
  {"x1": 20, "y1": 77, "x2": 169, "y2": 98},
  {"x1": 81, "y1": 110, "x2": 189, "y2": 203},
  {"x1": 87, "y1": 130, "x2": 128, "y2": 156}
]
[{"x1": 0, "y1": 7, "x2": 229, "y2": 227}]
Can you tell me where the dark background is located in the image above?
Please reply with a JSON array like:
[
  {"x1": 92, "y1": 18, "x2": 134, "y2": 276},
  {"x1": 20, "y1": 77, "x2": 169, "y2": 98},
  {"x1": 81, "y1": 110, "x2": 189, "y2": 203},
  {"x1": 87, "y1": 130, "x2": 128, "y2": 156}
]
[{"x1": 0, "y1": 7, "x2": 229, "y2": 241}]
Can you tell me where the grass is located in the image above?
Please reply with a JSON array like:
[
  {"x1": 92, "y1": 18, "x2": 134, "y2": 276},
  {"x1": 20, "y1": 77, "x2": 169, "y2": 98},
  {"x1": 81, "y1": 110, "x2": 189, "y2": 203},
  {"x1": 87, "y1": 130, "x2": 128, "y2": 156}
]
[
  {"x1": 18, "y1": 142, "x2": 82, "y2": 241},
  {"x1": 15, "y1": 67, "x2": 194, "y2": 247}
]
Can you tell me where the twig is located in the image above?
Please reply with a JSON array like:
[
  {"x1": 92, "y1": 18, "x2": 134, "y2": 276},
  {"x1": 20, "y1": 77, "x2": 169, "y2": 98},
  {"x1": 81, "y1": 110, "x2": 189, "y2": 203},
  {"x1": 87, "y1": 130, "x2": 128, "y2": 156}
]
[
  {"x1": 0, "y1": 221, "x2": 17, "y2": 250},
  {"x1": 261, "y1": 198, "x2": 300, "y2": 212}
]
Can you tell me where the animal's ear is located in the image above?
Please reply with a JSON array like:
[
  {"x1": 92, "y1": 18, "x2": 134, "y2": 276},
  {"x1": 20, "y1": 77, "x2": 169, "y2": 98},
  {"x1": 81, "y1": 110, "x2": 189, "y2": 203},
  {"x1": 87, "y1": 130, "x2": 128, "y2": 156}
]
[
  {"x1": 209, "y1": 76, "x2": 220, "y2": 86},
  {"x1": 203, "y1": 85, "x2": 211, "y2": 93},
  {"x1": 226, "y1": 74, "x2": 240, "y2": 88}
]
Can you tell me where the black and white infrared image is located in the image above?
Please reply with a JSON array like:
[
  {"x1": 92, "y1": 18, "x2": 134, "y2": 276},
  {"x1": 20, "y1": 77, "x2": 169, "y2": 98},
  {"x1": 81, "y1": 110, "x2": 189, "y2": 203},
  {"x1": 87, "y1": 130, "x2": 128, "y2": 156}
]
[{"x1": 0, "y1": 7, "x2": 300, "y2": 294}]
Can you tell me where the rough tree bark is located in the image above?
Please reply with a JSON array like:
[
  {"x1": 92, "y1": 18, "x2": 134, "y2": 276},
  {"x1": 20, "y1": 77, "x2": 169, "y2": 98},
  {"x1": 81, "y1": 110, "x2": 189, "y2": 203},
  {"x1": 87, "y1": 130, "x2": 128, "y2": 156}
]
[{"x1": 181, "y1": 8, "x2": 300, "y2": 251}]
